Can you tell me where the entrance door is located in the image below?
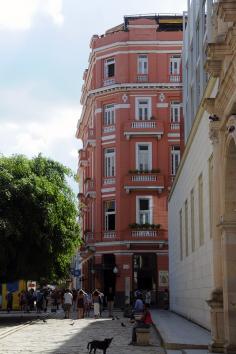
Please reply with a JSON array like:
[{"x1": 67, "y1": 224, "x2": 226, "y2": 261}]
[
  {"x1": 103, "y1": 254, "x2": 116, "y2": 300},
  {"x1": 133, "y1": 253, "x2": 157, "y2": 303}
]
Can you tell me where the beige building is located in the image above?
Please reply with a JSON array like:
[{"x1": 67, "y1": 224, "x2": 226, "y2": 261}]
[{"x1": 169, "y1": 1, "x2": 236, "y2": 353}]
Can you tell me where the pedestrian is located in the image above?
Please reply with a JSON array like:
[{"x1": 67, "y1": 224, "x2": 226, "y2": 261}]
[
  {"x1": 130, "y1": 294, "x2": 144, "y2": 322},
  {"x1": 77, "y1": 289, "x2": 85, "y2": 319},
  {"x1": 106, "y1": 287, "x2": 115, "y2": 317},
  {"x1": 92, "y1": 290, "x2": 100, "y2": 318},
  {"x1": 63, "y1": 289, "x2": 73, "y2": 319},
  {"x1": 36, "y1": 289, "x2": 43, "y2": 313},
  {"x1": 6, "y1": 291, "x2": 13, "y2": 313},
  {"x1": 99, "y1": 290, "x2": 104, "y2": 317},
  {"x1": 129, "y1": 303, "x2": 153, "y2": 345},
  {"x1": 145, "y1": 289, "x2": 151, "y2": 305},
  {"x1": 72, "y1": 289, "x2": 77, "y2": 312},
  {"x1": 84, "y1": 292, "x2": 92, "y2": 317}
]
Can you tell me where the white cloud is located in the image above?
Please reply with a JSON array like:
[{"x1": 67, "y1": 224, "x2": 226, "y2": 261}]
[{"x1": 0, "y1": 0, "x2": 64, "y2": 30}]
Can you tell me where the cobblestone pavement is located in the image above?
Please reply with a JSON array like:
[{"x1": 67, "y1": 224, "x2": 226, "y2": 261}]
[{"x1": 0, "y1": 310, "x2": 164, "y2": 354}]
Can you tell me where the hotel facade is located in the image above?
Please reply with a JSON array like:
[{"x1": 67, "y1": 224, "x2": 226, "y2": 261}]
[{"x1": 76, "y1": 15, "x2": 183, "y2": 306}]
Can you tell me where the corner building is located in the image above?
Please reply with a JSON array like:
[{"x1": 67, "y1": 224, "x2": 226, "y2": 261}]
[{"x1": 76, "y1": 15, "x2": 183, "y2": 306}]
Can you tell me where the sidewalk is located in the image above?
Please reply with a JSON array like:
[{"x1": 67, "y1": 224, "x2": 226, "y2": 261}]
[{"x1": 150, "y1": 310, "x2": 214, "y2": 354}]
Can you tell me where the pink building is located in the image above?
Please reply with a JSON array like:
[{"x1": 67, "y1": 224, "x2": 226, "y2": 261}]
[{"x1": 76, "y1": 15, "x2": 184, "y2": 306}]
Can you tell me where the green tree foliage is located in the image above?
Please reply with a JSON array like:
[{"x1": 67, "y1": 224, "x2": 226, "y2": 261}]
[{"x1": 0, "y1": 154, "x2": 81, "y2": 282}]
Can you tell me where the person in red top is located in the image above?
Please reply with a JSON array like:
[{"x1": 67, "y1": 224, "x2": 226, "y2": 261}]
[{"x1": 129, "y1": 303, "x2": 153, "y2": 345}]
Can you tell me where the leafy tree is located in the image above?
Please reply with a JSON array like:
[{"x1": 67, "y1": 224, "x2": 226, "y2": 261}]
[{"x1": 0, "y1": 154, "x2": 81, "y2": 282}]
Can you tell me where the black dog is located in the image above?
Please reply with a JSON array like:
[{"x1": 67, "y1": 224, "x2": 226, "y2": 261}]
[{"x1": 87, "y1": 338, "x2": 113, "y2": 354}]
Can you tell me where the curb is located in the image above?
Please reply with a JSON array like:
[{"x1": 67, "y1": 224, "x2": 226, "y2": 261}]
[{"x1": 152, "y1": 323, "x2": 208, "y2": 351}]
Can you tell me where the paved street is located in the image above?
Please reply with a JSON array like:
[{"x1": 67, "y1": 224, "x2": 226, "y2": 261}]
[{"x1": 0, "y1": 310, "x2": 164, "y2": 354}]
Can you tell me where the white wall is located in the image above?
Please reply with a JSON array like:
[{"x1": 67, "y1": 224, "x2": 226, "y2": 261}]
[{"x1": 168, "y1": 110, "x2": 214, "y2": 329}]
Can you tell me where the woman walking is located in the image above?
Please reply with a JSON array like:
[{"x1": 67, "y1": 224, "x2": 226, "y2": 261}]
[
  {"x1": 92, "y1": 290, "x2": 100, "y2": 318},
  {"x1": 77, "y1": 290, "x2": 85, "y2": 319}
]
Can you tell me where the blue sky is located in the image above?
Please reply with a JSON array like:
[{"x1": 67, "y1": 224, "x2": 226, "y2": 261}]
[{"x1": 0, "y1": 0, "x2": 187, "y2": 193}]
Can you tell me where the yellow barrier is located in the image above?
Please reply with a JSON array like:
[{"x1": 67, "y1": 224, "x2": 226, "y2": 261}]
[{"x1": 1, "y1": 280, "x2": 27, "y2": 310}]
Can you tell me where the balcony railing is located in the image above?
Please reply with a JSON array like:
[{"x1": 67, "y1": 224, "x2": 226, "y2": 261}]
[
  {"x1": 84, "y1": 128, "x2": 96, "y2": 148},
  {"x1": 124, "y1": 173, "x2": 164, "y2": 193},
  {"x1": 103, "y1": 125, "x2": 116, "y2": 134},
  {"x1": 131, "y1": 174, "x2": 157, "y2": 182},
  {"x1": 84, "y1": 232, "x2": 94, "y2": 243},
  {"x1": 137, "y1": 74, "x2": 148, "y2": 82},
  {"x1": 78, "y1": 149, "x2": 87, "y2": 167},
  {"x1": 169, "y1": 75, "x2": 181, "y2": 82},
  {"x1": 103, "y1": 78, "x2": 116, "y2": 86},
  {"x1": 131, "y1": 230, "x2": 158, "y2": 237},
  {"x1": 103, "y1": 231, "x2": 116, "y2": 239},
  {"x1": 169, "y1": 122, "x2": 180, "y2": 130},
  {"x1": 103, "y1": 177, "x2": 115, "y2": 185},
  {"x1": 131, "y1": 121, "x2": 156, "y2": 129},
  {"x1": 85, "y1": 179, "x2": 96, "y2": 197},
  {"x1": 124, "y1": 120, "x2": 164, "y2": 140}
]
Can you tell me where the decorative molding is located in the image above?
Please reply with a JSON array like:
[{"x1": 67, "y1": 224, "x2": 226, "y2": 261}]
[
  {"x1": 159, "y1": 93, "x2": 166, "y2": 102},
  {"x1": 226, "y1": 115, "x2": 236, "y2": 142},
  {"x1": 209, "y1": 122, "x2": 221, "y2": 144},
  {"x1": 101, "y1": 134, "x2": 116, "y2": 141},
  {"x1": 157, "y1": 103, "x2": 168, "y2": 108}
]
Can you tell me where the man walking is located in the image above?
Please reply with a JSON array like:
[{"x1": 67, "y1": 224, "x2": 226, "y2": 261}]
[{"x1": 63, "y1": 289, "x2": 73, "y2": 319}]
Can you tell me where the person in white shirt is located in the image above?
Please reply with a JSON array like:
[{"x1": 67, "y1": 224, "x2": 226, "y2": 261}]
[{"x1": 63, "y1": 289, "x2": 73, "y2": 319}]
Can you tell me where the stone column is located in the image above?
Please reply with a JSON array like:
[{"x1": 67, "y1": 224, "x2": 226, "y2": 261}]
[
  {"x1": 208, "y1": 123, "x2": 225, "y2": 352},
  {"x1": 221, "y1": 222, "x2": 236, "y2": 354},
  {"x1": 207, "y1": 288, "x2": 225, "y2": 353}
]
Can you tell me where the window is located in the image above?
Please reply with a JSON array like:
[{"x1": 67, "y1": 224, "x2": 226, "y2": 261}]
[
  {"x1": 179, "y1": 209, "x2": 183, "y2": 261},
  {"x1": 136, "y1": 143, "x2": 152, "y2": 171},
  {"x1": 136, "y1": 197, "x2": 152, "y2": 224},
  {"x1": 135, "y1": 97, "x2": 151, "y2": 120},
  {"x1": 104, "y1": 58, "x2": 115, "y2": 78},
  {"x1": 191, "y1": 189, "x2": 195, "y2": 252},
  {"x1": 170, "y1": 55, "x2": 181, "y2": 75},
  {"x1": 171, "y1": 146, "x2": 180, "y2": 175},
  {"x1": 104, "y1": 148, "x2": 115, "y2": 177},
  {"x1": 208, "y1": 155, "x2": 213, "y2": 238},
  {"x1": 104, "y1": 104, "x2": 115, "y2": 126},
  {"x1": 138, "y1": 55, "x2": 148, "y2": 74},
  {"x1": 104, "y1": 200, "x2": 115, "y2": 230},
  {"x1": 170, "y1": 102, "x2": 181, "y2": 123},
  {"x1": 198, "y1": 174, "x2": 204, "y2": 246},
  {"x1": 185, "y1": 200, "x2": 189, "y2": 257}
]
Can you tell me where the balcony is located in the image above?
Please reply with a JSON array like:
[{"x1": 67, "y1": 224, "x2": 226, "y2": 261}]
[
  {"x1": 169, "y1": 122, "x2": 180, "y2": 131},
  {"x1": 84, "y1": 178, "x2": 96, "y2": 198},
  {"x1": 103, "y1": 78, "x2": 116, "y2": 86},
  {"x1": 124, "y1": 172, "x2": 164, "y2": 193},
  {"x1": 124, "y1": 120, "x2": 164, "y2": 140},
  {"x1": 103, "y1": 231, "x2": 116, "y2": 239},
  {"x1": 78, "y1": 149, "x2": 88, "y2": 167},
  {"x1": 137, "y1": 74, "x2": 148, "y2": 82},
  {"x1": 169, "y1": 75, "x2": 181, "y2": 83},
  {"x1": 84, "y1": 231, "x2": 94, "y2": 243},
  {"x1": 84, "y1": 128, "x2": 96, "y2": 148},
  {"x1": 131, "y1": 230, "x2": 158, "y2": 237},
  {"x1": 103, "y1": 125, "x2": 116, "y2": 134},
  {"x1": 103, "y1": 177, "x2": 115, "y2": 185}
]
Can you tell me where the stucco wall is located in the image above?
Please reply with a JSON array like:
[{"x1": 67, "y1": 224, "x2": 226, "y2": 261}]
[{"x1": 168, "y1": 110, "x2": 214, "y2": 329}]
